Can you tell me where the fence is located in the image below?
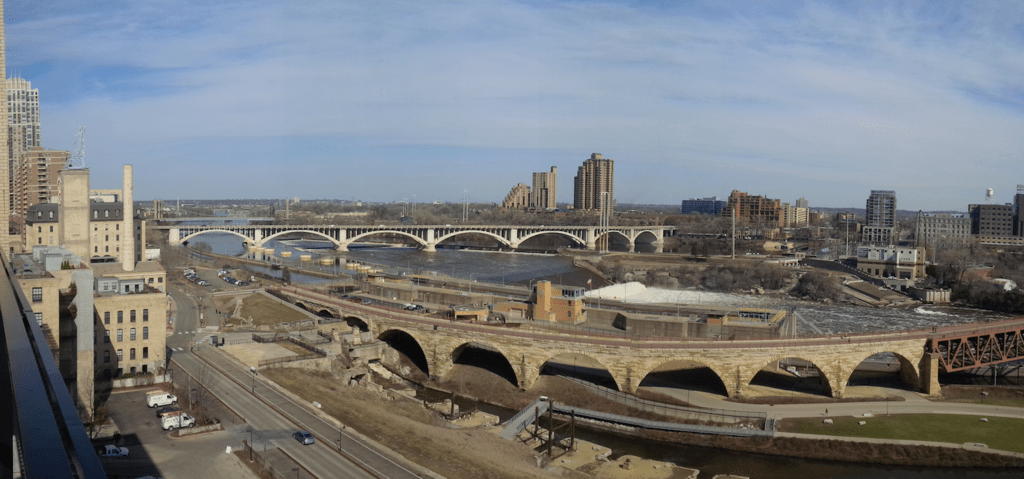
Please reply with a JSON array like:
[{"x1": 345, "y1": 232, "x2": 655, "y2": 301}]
[
  {"x1": 286, "y1": 336, "x2": 331, "y2": 356},
  {"x1": 253, "y1": 333, "x2": 280, "y2": 343},
  {"x1": 225, "y1": 338, "x2": 254, "y2": 346},
  {"x1": 557, "y1": 375, "x2": 765, "y2": 423},
  {"x1": 242, "y1": 443, "x2": 305, "y2": 479}
]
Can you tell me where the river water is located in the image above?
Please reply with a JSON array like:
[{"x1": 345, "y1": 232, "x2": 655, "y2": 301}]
[{"x1": 185, "y1": 227, "x2": 1021, "y2": 478}]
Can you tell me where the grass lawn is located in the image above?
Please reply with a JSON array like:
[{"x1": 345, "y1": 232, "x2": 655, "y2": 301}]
[
  {"x1": 781, "y1": 414, "x2": 1024, "y2": 453},
  {"x1": 235, "y1": 294, "x2": 310, "y2": 327}
]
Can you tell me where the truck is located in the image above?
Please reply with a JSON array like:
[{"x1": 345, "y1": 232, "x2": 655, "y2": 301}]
[
  {"x1": 146, "y1": 391, "x2": 177, "y2": 408},
  {"x1": 160, "y1": 410, "x2": 196, "y2": 430}
]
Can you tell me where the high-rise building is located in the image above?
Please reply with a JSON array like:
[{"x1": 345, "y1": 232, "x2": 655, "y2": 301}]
[
  {"x1": 795, "y1": 197, "x2": 809, "y2": 209},
  {"x1": 1, "y1": 1, "x2": 10, "y2": 256},
  {"x1": 969, "y1": 203, "x2": 1015, "y2": 242},
  {"x1": 501, "y1": 183, "x2": 530, "y2": 209},
  {"x1": 863, "y1": 190, "x2": 897, "y2": 245},
  {"x1": 14, "y1": 146, "x2": 68, "y2": 217},
  {"x1": 573, "y1": 153, "x2": 614, "y2": 212},
  {"x1": 7, "y1": 78, "x2": 41, "y2": 211},
  {"x1": 531, "y1": 166, "x2": 557, "y2": 210},
  {"x1": 1015, "y1": 185, "x2": 1024, "y2": 237},
  {"x1": 721, "y1": 190, "x2": 783, "y2": 227},
  {"x1": 780, "y1": 203, "x2": 809, "y2": 228}
]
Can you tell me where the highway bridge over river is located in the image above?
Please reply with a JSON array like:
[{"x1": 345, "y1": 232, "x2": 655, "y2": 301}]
[
  {"x1": 151, "y1": 223, "x2": 675, "y2": 252},
  {"x1": 272, "y1": 285, "x2": 1024, "y2": 399}
]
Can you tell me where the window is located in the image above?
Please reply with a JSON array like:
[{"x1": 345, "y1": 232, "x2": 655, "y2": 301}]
[
  {"x1": 48, "y1": 211, "x2": 53, "y2": 219},
  {"x1": 117, "y1": 329, "x2": 123, "y2": 342},
  {"x1": 49, "y1": 225, "x2": 53, "y2": 232},
  {"x1": 37, "y1": 226, "x2": 41, "y2": 232},
  {"x1": 143, "y1": 327, "x2": 149, "y2": 339},
  {"x1": 142, "y1": 365, "x2": 148, "y2": 373},
  {"x1": 158, "y1": 277, "x2": 163, "y2": 283},
  {"x1": 130, "y1": 310, "x2": 136, "y2": 322},
  {"x1": 105, "y1": 235, "x2": 108, "y2": 241},
  {"x1": 93, "y1": 210, "x2": 98, "y2": 219},
  {"x1": 143, "y1": 347, "x2": 148, "y2": 359},
  {"x1": 130, "y1": 348, "x2": 136, "y2": 360},
  {"x1": 104, "y1": 312, "x2": 110, "y2": 324},
  {"x1": 95, "y1": 246, "x2": 98, "y2": 253},
  {"x1": 105, "y1": 246, "x2": 109, "y2": 253},
  {"x1": 116, "y1": 368, "x2": 123, "y2": 377},
  {"x1": 130, "y1": 328, "x2": 136, "y2": 340},
  {"x1": 116, "y1": 224, "x2": 119, "y2": 230},
  {"x1": 117, "y1": 311, "x2": 123, "y2": 323},
  {"x1": 34, "y1": 312, "x2": 42, "y2": 325},
  {"x1": 148, "y1": 278, "x2": 153, "y2": 284},
  {"x1": 143, "y1": 309, "x2": 149, "y2": 322},
  {"x1": 130, "y1": 367, "x2": 136, "y2": 374},
  {"x1": 103, "y1": 369, "x2": 111, "y2": 379},
  {"x1": 104, "y1": 351, "x2": 110, "y2": 363},
  {"x1": 104, "y1": 331, "x2": 110, "y2": 343},
  {"x1": 31, "y1": 287, "x2": 42, "y2": 302},
  {"x1": 104, "y1": 209, "x2": 109, "y2": 218},
  {"x1": 116, "y1": 349, "x2": 123, "y2": 361},
  {"x1": 116, "y1": 210, "x2": 120, "y2": 217}
]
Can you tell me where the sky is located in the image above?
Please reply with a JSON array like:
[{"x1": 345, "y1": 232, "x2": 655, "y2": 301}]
[{"x1": 6, "y1": 1, "x2": 1024, "y2": 210}]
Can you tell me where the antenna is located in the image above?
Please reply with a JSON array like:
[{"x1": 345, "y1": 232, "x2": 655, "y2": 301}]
[{"x1": 67, "y1": 127, "x2": 86, "y2": 169}]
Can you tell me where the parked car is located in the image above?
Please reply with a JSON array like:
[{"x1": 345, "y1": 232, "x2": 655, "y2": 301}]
[
  {"x1": 97, "y1": 444, "x2": 129, "y2": 457},
  {"x1": 196, "y1": 280, "x2": 209, "y2": 286},
  {"x1": 361, "y1": 299, "x2": 372, "y2": 305},
  {"x1": 293, "y1": 431, "x2": 315, "y2": 445},
  {"x1": 155, "y1": 406, "x2": 180, "y2": 417}
]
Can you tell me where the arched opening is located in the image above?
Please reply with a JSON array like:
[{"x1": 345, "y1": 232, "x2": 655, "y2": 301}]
[
  {"x1": 516, "y1": 232, "x2": 580, "y2": 252},
  {"x1": 595, "y1": 231, "x2": 631, "y2": 252},
  {"x1": 449, "y1": 342, "x2": 518, "y2": 388},
  {"x1": 316, "y1": 309, "x2": 336, "y2": 319},
  {"x1": 342, "y1": 316, "x2": 369, "y2": 332},
  {"x1": 750, "y1": 357, "x2": 832, "y2": 397},
  {"x1": 378, "y1": 329, "x2": 429, "y2": 376},
  {"x1": 633, "y1": 231, "x2": 661, "y2": 254},
  {"x1": 638, "y1": 360, "x2": 729, "y2": 398},
  {"x1": 294, "y1": 301, "x2": 309, "y2": 312},
  {"x1": 539, "y1": 353, "x2": 618, "y2": 390},
  {"x1": 434, "y1": 231, "x2": 508, "y2": 250},
  {"x1": 847, "y1": 352, "x2": 917, "y2": 391}
]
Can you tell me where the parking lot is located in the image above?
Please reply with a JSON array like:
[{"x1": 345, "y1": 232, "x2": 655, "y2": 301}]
[{"x1": 98, "y1": 388, "x2": 254, "y2": 479}]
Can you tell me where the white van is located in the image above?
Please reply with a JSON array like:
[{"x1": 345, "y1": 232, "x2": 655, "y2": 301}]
[
  {"x1": 161, "y1": 411, "x2": 196, "y2": 430},
  {"x1": 146, "y1": 391, "x2": 177, "y2": 408}
]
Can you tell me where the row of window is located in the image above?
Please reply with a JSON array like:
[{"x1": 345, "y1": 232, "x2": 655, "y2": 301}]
[
  {"x1": 103, "y1": 309, "x2": 149, "y2": 323},
  {"x1": 102, "y1": 347, "x2": 148, "y2": 363},
  {"x1": 101, "y1": 365, "x2": 147, "y2": 379},
  {"x1": 100, "y1": 327, "x2": 150, "y2": 342}
]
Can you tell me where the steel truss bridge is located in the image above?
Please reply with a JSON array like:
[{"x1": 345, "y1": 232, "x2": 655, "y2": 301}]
[
  {"x1": 929, "y1": 323, "x2": 1024, "y2": 372},
  {"x1": 152, "y1": 224, "x2": 675, "y2": 252}
]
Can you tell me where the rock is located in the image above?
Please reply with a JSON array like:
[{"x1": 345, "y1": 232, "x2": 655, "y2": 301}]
[
  {"x1": 862, "y1": 413, "x2": 873, "y2": 417},
  {"x1": 858, "y1": 421, "x2": 867, "y2": 425},
  {"x1": 823, "y1": 419, "x2": 833, "y2": 424},
  {"x1": 980, "y1": 418, "x2": 988, "y2": 422},
  {"x1": 981, "y1": 391, "x2": 989, "y2": 396}
]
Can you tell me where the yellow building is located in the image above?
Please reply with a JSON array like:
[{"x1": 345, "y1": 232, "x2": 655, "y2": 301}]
[{"x1": 528, "y1": 280, "x2": 586, "y2": 324}]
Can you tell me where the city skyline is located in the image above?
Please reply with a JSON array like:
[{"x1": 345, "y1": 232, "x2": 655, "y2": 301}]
[{"x1": 6, "y1": 1, "x2": 1024, "y2": 210}]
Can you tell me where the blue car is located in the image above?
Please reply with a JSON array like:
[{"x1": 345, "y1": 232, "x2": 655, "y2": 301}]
[{"x1": 293, "y1": 431, "x2": 314, "y2": 445}]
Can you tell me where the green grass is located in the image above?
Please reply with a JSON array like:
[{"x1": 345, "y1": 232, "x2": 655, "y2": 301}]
[{"x1": 781, "y1": 414, "x2": 1024, "y2": 453}]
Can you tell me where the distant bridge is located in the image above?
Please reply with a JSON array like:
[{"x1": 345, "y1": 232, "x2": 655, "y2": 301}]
[
  {"x1": 272, "y1": 285, "x2": 1024, "y2": 398},
  {"x1": 151, "y1": 224, "x2": 675, "y2": 252}
]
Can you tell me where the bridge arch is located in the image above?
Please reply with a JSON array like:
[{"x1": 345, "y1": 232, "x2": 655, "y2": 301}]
[
  {"x1": 449, "y1": 341, "x2": 520, "y2": 388},
  {"x1": 635, "y1": 358, "x2": 731, "y2": 397},
  {"x1": 633, "y1": 230, "x2": 661, "y2": 244},
  {"x1": 749, "y1": 355, "x2": 838, "y2": 398},
  {"x1": 842, "y1": 350, "x2": 922, "y2": 392},
  {"x1": 341, "y1": 315, "x2": 370, "y2": 332},
  {"x1": 514, "y1": 231, "x2": 587, "y2": 248},
  {"x1": 527, "y1": 350, "x2": 623, "y2": 392},
  {"x1": 378, "y1": 327, "x2": 431, "y2": 377},
  {"x1": 345, "y1": 230, "x2": 428, "y2": 248},
  {"x1": 433, "y1": 230, "x2": 513, "y2": 248},
  {"x1": 260, "y1": 230, "x2": 342, "y2": 248},
  {"x1": 179, "y1": 229, "x2": 251, "y2": 245}
]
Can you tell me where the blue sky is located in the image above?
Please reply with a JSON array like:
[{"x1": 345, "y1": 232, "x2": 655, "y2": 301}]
[{"x1": 7, "y1": 1, "x2": 1024, "y2": 210}]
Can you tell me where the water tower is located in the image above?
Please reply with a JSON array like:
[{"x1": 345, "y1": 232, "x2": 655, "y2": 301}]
[{"x1": 986, "y1": 188, "x2": 994, "y2": 203}]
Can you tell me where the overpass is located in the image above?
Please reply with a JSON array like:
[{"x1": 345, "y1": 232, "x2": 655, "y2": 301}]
[
  {"x1": 150, "y1": 223, "x2": 675, "y2": 252},
  {"x1": 272, "y1": 285, "x2": 1024, "y2": 400}
]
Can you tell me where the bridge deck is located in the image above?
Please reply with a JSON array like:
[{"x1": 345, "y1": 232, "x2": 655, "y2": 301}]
[
  {"x1": 550, "y1": 404, "x2": 774, "y2": 438},
  {"x1": 499, "y1": 399, "x2": 550, "y2": 440}
]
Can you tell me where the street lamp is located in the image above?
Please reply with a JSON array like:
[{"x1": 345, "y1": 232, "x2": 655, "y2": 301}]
[{"x1": 250, "y1": 367, "x2": 257, "y2": 394}]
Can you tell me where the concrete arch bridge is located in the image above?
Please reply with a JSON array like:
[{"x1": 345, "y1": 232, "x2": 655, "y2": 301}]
[
  {"x1": 153, "y1": 224, "x2": 673, "y2": 252},
  {"x1": 275, "y1": 285, "x2": 1024, "y2": 399}
]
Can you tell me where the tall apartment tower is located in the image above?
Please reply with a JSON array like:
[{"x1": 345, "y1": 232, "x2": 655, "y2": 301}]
[
  {"x1": 531, "y1": 166, "x2": 557, "y2": 210},
  {"x1": 0, "y1": 0, "x2": 9, "y2": 256},
  {"x1": 863, "y1": 190, "x2": 897, "y2": 245},
  {"x1": 1015, "y1": 185, "x2": 1024, "y2": 237},
  {"x1": 796, "y1": 197, "x2": 809, "y2": 209},
  {"x1": 14, "y1": 146, "x2": 68, "y2": 217},
  {"x1": 8, "y1": 78, "x2": 41, "y2": 212},
  {"x1": 573, "y1": 153, "x2": 614, "y2": 212}
]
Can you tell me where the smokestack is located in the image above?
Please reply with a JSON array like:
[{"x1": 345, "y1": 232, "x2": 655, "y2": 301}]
[{"x1": 123, "y1": 165, "x2": 135, "y2": 271}]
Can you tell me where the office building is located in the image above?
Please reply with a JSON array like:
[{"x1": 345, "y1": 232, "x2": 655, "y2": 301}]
[
  {"x1": 914, "y1": 212, "x2": 971, "y2": 248},
  {"x1": 969, "y1": 203, "x2": 1016, "y2": 243},
  {"x1": 856, "y1": 245, "x2": 926, "y2": 280},
  {"x1": 862, "y1": 190, "x2": 897, "y2": 245},
  {"x1": 573, "y1": 153, "x2": 614, "y2": 212},
  {"x1": 14, "y1": 146, "x2": 68, "y2": 217},
  {"x1": 501, "y1": 183, "x2": 530, "y2": 209},
  {"x1": 531, "y1": 166, "x2": 557, "y2": 210},
  {"x1": 781, "y1": 203, "x2": 809, "y2": 228},
  {"x1": 0, "y1": 9, "x2": 9, "y2": 256},
  {"x1": 721, "y1": 190, "x2": 783, "y2": 227},
  {"x1": 1015, "y1": 185, "x2": 1024, "y2": 237},
  {"x1": 795, "y1": 197, "x2": 809, "y2": 209},
  {"x1": 681, "y1": 197, "x2": 726, "y2": 215}
]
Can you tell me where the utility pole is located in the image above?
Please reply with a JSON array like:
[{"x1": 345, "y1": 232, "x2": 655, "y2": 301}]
[{"x1": 731, "y1": 204, "x2": 736, "y2": 259}]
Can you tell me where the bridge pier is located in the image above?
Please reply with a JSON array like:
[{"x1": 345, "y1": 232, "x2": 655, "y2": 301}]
[{"x1": 919, "y1": 352, "x2": 941, "y2": 396}]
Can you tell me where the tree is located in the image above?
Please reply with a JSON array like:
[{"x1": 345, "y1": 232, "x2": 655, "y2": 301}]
[
  {"x1": 281, "y1": 267, "x2": 292, "y2": 285},
  {"x1": 192, "y1": 242, "x2": 212, "y2": 254}
]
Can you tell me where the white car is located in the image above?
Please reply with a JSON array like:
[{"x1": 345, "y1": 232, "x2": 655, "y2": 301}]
[{"x1": 97, "y1": 444, "x2": 129, "y2": 457}]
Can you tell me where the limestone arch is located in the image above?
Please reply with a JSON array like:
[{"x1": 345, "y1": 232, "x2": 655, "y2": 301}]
[
  {"x1": 528, "y1": 350, "x2": 623, "y2": 392},
  {"x1": 633, "y1": 230, "x2": 661, "y2": 244},
  {"x1": 841, "y1": 350, "x2": 922, "y2": 391},
  {"x1": 514, "y1": 231, "x2": 587, "y2": 248},
  {"x1": 634, "y1": 358, "x2": 732, "y2": 397},
  {"x1": 749, "y1": 355, "x2": 839, "y2": 398},
  {"x1": 342, "y1": 315, "x2": 370, "y2": 332},
  {"x1": 179, "y1": 229, "x2": 251, "y2": 245},
  {"x1": 315, "y1": 309, "x2": 336, "y2": 318},
  {"x1": 594, "y1": 230, "x2": 631, "y2": 247},
  {"x1": 377, "y1": 327, "x2": 431, "y2": 376},
  {"x1": 433, "y1": 230, "x2": 513, "y2": 248},
  {"x1": 260, "y1": 229, "x2": 342, "y2": 248},
  {"x1": 345, "y1": 230, "x2": 428, "y2": 248},
  {"x1": 449, "y1": 341, "x2": 521, "y2": 387}
]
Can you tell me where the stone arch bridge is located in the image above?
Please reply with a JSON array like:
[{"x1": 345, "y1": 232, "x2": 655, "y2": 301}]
[
  {"x1": 151, "y1": 224, "x2": 673, "y2": 252},
  {"x1": 274, "y1": 286, "x2": 1024, "y2": 398}
]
